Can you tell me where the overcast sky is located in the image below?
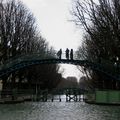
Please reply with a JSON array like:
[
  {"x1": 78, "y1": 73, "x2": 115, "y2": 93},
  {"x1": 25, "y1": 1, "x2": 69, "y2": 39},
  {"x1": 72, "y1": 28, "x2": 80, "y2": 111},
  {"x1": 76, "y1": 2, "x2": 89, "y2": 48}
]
[{"x1": 21, "y1": 0, "x2": 83, "y2": 80}]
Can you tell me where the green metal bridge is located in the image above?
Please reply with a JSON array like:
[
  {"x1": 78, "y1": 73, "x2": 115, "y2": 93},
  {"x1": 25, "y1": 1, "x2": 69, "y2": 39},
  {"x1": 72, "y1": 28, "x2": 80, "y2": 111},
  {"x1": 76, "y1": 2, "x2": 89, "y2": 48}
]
[{"x1": 0, "y1": 53, "x2": 119, "y2": 80}]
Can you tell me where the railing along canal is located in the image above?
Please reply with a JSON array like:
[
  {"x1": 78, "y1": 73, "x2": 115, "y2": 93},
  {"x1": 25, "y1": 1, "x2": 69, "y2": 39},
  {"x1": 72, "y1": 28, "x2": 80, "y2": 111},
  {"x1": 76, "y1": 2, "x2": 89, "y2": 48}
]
[{"x1": 0, "y1": 88, "x2": 88, "y2": 103}]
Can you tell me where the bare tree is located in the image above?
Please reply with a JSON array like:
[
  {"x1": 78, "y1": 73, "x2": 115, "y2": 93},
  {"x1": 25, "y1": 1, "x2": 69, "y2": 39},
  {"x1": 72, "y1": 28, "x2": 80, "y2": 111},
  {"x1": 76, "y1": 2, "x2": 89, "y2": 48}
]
[
  {"x1": 0, "y1": 0, "x2": 62, "y2": 95},
  {"x1": 71, "y1": 0, "x2": 120, "y2": 89}
]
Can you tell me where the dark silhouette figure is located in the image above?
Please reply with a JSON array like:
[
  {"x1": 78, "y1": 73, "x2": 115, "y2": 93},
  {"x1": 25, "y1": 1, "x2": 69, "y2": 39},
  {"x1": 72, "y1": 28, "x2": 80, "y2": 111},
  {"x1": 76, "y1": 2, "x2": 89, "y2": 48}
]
[
  {"x1": 65, "y1": 48, "x2": 69, "y2": 60},
  {"x1": 70, "y1": 49, "x2": 73, "y2": 60},
  {"x1": 98, "y1": 52, "x2": 102, "y2": 63},
  {"x1": 57, "y1": 49, "x2": 62, "y2": 59}
]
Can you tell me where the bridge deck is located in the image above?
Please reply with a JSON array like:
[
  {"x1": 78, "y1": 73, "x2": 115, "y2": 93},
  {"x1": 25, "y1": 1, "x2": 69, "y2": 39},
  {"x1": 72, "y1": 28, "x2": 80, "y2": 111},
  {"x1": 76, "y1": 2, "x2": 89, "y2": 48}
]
[{"x1": 0, "y1": 54, "x2": 119, "y2": 80}]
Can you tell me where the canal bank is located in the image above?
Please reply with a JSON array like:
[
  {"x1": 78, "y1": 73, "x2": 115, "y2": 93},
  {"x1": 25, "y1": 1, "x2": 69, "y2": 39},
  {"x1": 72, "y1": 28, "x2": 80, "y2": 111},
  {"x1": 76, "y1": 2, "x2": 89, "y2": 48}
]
[
  {"x1": 0, "y1": 88, "x2": 85, "y2": 103},
  {"x1": 85, "y1": 90, "x2": 120, "y2": 105},
  {"x1": 0, "y1": 89, "x2": 120, "y2": 105}
]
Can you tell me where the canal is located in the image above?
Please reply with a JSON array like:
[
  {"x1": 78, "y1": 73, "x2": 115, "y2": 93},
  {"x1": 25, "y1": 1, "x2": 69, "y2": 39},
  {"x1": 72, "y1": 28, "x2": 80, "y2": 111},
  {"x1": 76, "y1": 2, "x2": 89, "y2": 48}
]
[{"x1": 0, "y1": 100, "x2": 120, "y2": 120}]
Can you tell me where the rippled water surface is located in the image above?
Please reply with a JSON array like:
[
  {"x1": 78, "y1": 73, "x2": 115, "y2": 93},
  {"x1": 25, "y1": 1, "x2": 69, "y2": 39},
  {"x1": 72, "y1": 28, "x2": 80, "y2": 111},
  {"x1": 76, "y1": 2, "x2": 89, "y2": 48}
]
[{"x1": 0, "y1": 101, "x2": 120, "y2": 120}]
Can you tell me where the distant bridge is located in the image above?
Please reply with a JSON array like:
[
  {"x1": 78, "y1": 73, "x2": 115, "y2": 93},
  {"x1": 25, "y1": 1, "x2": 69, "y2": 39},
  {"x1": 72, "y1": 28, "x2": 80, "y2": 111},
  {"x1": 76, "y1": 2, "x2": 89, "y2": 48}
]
[{"x1": 0, "y1": 53, "x2": 119, "y2": 80}]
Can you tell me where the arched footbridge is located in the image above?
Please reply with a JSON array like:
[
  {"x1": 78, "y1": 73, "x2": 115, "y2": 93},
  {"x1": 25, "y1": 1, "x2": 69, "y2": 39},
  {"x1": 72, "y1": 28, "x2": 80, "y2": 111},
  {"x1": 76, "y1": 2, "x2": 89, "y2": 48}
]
[{"x1": 0, "y1": 53, "x2": 119, "y2": 80}]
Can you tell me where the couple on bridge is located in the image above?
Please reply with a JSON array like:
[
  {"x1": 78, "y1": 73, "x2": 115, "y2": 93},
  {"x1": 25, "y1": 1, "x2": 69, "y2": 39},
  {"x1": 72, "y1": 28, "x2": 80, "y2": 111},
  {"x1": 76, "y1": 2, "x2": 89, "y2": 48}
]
[{"x1": 57, "y1": 48, "x2": 73, "y2": 60}]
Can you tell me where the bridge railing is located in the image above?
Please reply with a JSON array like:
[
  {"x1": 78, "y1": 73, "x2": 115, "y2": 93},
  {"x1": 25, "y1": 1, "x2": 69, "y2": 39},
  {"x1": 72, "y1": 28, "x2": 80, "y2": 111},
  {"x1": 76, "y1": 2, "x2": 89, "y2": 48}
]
[
  {"x1": 98, "y1": 59, "x2": 119, "y2": 75},
  {"x1": 0, "y1": 51, "x2": 78, "y2": 70},
  {"x1": 83, "y1": 59, "x2": 120, "y2": 80},
  {"x1": 0, "y1": 52, "x2": 120, "y2": 80},
  {"x1": 0, "y1": 53, "x2": 55, "y2": 70}
]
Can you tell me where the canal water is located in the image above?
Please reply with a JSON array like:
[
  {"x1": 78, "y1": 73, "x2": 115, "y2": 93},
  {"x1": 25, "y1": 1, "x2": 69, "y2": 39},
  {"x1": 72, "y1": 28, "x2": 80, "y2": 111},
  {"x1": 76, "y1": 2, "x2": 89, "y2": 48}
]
[{"x1": 0, "y1": 99, "x2": 120, "y2": 120}]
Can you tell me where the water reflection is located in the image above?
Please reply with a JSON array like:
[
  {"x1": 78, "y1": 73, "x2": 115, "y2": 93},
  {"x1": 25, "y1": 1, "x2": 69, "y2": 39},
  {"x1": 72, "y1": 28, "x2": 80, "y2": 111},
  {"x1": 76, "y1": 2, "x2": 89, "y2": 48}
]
[{"x1": 0, "y1": 100, "x2": 120, "y2": 120}]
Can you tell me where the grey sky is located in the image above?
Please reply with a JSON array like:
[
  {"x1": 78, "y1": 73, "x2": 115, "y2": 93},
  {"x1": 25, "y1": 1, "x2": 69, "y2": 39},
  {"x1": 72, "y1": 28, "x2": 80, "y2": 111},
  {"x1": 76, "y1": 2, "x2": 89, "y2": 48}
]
[
  {"x1": 21, "y1": 0, "x2": 82, "y2": 80},
  {"x1": 22, "y1": 0, "x2": 81, "y2": 50}
]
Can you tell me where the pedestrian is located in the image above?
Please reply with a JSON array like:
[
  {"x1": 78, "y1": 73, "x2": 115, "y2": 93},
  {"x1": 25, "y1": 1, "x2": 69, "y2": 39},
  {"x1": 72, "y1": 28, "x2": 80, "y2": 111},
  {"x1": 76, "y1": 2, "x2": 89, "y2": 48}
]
[
  {"x1": 57, "y1": 49, "x2": 62, "y2": 59},
  {"x1": 65, "y1": 48, "x2": 69, "y2": 60},
  {"x1": 70, "y1": 49, "x2": 73, "y2": 60}
]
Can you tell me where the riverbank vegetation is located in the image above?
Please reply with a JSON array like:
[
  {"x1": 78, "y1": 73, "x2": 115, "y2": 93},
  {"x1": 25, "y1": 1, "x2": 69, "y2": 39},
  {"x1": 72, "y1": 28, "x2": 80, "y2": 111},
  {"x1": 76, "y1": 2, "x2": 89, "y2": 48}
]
[
  {"x1": 71, "y1": 0, "x2": 120, "y2": 90},
  {"x1": 0, "y1": 0, "x2": 63, "y2": 96}
]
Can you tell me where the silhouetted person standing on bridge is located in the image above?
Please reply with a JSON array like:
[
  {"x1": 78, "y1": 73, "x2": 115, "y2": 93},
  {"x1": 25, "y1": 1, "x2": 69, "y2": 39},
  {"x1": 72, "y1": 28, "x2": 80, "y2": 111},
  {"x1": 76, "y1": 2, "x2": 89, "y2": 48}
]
[
  {"x1": 57, "y1": 49, "x2": 62, "y2": 59},
  {"x1": 65, "y1": 48, "x2": 69, "y2": 60},
  {"x1": 70, "y1": 49, "x2": 73, "y2": 60}
]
